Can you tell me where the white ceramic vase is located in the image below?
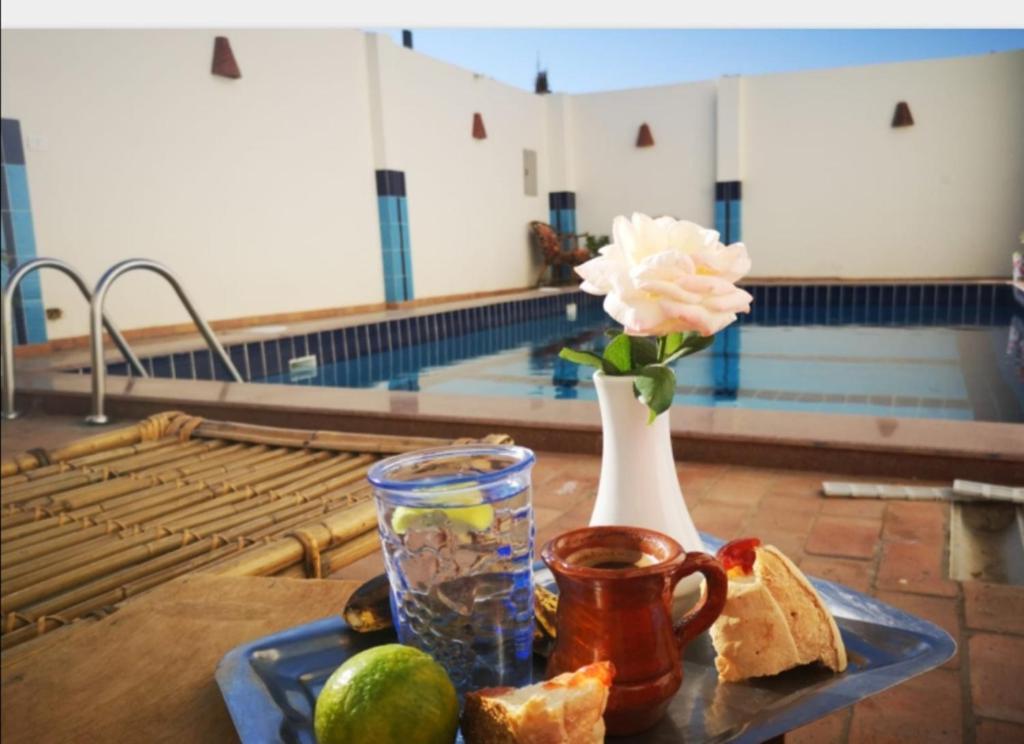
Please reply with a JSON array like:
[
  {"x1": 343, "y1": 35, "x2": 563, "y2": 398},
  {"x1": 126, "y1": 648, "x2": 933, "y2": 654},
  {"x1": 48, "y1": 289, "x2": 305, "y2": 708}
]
[{"x1": 589, "y1": 371, "x2": 705, "y2": 555}]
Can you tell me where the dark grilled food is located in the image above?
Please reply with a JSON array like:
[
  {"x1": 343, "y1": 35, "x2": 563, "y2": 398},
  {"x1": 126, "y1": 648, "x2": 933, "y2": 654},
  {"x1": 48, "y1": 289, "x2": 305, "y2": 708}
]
[{"x1": 342, "y1": 573, "x2": 393, "y2": 632}]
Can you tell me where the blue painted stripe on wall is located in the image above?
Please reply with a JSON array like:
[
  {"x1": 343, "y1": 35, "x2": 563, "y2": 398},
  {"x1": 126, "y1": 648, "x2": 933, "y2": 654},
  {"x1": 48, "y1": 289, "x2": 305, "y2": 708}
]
[
  {"x1": 2, "y1": 120, "x2": 46, "y2": 345},
  {"x1": 21, "y1": 298, "x2": 47, "y2": 344},
  {"x1": 729, "y1": 199, "x2": 742, "y2": 242},
  {"x1": 4, "y1": 164, "x2": 32, "y2": 211},
  {"x1": 1, "y1": 119, "x2": 26, "y2": 165},
  {"x1": 714, "y1": 200, "x2": 727, "y2": 237},
  {"x1": 377, "y1": 186, "x2": 414, "y2": 303}
]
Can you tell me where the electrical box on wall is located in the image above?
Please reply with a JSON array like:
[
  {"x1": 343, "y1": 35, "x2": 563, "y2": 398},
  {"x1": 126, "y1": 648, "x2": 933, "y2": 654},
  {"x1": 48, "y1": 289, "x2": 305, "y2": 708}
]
[{"x1": 523, "y1": 149, "x2": 538, "y2": 196}]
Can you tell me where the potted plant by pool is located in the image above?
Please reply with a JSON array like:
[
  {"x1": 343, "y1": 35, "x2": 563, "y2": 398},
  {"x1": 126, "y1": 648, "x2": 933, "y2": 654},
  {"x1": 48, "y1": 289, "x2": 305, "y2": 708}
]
[{"x1": 560, "y1": 213, "x2": 752, "y2": 558}]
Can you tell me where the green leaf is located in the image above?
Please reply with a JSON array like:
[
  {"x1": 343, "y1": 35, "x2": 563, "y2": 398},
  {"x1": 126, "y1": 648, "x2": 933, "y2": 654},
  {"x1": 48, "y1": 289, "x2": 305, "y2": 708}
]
[
  {"x1": 604, "y1": 327, "x2": 624, "y2": 339},
  {"x1": 661, "y1": 332, "x2": 687, "y2": 360},
  {"x1": 558, "y1": 347, "x2": 606, "y2": 371},
  {"x1": 662, "y1": 333, "x2": 716, "y2": 365},
  {"x1": 633, "y1": 365, "x2": 676, "y2": 423},
  {"x1": 602, "y1": 333, "x2": 633, "y2": 373},
  {"x1": 629, "y1": 336, "x2": 659, "y2": 367}
]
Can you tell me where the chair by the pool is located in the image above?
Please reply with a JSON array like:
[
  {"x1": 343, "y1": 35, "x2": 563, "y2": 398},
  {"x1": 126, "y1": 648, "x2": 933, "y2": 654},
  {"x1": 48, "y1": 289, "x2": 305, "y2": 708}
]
[{"x1": 530, "y1": 220, "x2": 591, "y2": 286}]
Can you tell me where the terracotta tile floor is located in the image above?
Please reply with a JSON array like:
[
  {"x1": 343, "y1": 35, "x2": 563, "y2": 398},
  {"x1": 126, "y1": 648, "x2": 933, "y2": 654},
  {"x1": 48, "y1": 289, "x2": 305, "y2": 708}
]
[{"x1": 4, "y1": 417, "x2": 1023, "y2": 740}]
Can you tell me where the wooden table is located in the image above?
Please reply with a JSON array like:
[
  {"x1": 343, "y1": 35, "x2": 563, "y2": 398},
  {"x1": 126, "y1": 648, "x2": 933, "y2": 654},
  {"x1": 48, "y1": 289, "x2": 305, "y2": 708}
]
[{"x1": 1, "y1": 574, "x2": 360, "y2": 743}]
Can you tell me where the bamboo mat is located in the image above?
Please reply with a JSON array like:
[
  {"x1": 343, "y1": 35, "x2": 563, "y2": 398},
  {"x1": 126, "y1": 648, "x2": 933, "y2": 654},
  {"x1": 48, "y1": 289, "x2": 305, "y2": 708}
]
[{"x1": 1, "y1": 410, "x2": 510, "y2": 653}]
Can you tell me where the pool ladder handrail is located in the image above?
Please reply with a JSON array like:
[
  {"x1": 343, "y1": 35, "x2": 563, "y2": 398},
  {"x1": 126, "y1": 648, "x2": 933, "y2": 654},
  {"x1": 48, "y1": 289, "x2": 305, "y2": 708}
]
[
  {"x1": 2, "y1": 257, "x2": 148, "y2": 420},
  {"x1": 86, "y1": 258, "x2": 244, "y2": 425}
]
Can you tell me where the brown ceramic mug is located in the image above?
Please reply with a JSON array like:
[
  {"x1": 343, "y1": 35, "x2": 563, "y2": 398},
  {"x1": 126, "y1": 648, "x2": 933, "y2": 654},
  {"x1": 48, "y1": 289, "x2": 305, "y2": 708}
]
[{"x1": 542, "y1": 526, "x2": 728, "y2": 736}]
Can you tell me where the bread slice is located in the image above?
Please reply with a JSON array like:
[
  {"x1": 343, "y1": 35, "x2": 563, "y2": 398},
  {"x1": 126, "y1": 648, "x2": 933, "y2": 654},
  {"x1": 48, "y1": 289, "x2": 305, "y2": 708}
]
[
  {"x1": 710, "y1": 545, "x2": 847, "y2": 682},
  {"x1": 461, "y1": 661, "x2": 614, "y2": 744}
]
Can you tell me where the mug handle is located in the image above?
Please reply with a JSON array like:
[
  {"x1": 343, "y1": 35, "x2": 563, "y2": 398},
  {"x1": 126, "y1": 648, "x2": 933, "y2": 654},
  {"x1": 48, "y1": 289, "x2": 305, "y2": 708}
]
[{"x1": 671, "y1": 552, "x2": 728, "y2": 651}]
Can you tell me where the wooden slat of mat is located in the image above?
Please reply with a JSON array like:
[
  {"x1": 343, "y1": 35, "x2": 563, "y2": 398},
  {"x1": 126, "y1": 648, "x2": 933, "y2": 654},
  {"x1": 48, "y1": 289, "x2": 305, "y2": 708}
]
[{"x1": 1, "y1": 574, "x2": 361, "y2": 744}]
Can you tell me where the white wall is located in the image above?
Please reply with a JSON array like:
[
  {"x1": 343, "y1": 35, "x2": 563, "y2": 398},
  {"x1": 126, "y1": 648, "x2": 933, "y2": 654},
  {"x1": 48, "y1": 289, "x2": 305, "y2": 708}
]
[
  {"x1": 1, "y1": 30, "x2": 383, "y2": 340},
  {"x1": 2, "y1": 32, "x2": 1021, "y2": 343},
  {"x1": 568, "y1": 81, "x2": 718, "y2": 239},
  {"x1": 742, "y1": 51, "x2": 1024, "y2": 278},
  {"x1": 370, "y1": 35, "x2": 550, "y2": 298}
]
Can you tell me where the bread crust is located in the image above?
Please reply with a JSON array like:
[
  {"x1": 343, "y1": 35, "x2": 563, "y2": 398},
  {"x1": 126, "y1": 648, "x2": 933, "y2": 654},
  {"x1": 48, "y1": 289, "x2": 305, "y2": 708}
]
[
  {"x1": 710, "y1": 545, "x2": 848, "y2": 682},
  {"x1": 461, "y1": 662, "x2": 613, "y2": 744}
]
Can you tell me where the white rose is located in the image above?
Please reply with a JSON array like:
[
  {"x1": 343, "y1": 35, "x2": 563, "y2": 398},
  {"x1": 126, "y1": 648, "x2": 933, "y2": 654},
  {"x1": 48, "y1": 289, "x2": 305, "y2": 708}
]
[{"x1": 575, "y1": 213, "x2": 753, "y2": 337}]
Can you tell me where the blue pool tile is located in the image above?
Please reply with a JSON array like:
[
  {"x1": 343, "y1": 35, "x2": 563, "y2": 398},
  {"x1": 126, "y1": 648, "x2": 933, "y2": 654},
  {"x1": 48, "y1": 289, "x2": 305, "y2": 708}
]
[
  {"x1": 193, "y1": 349, "x2": 213, "y2": 379},
  {"x1": 246, "y1": 343, "x2": 265, "y2": 379},
  {"x1": 20, "y1": 297, "x2": 47, "y2": 343},
  {"x1": 963, "y1": 284, "x2": 979, "y2": 322},
  {"x1": 331, "y1": 329, "x2": 346, "y2": 359},
  {"x1": 949, "y1": 284, "x2": 964, "y2": 309},
  {"x1": 306, "y1": 333, "x2": 321, "y2": 362},
  {"x1": 340, "y1": 327, "x2": 356, "y2": 357},
  {"x1": 264, "y1": 342, "x2": 281, "y2": 376},
  {"x1": 389, "y1": 274, "x2": 405, "y2": 304},
  {"x1": 4, "y1": 163, "x2": 32, "y2": 211},
  {"x1": 172, "y1": 352, "x2": 193, "y2": 379},
  {"x1": 364, "y1": 324, "x2": 378, "y2": 354},
  {"x1": 212, "y1": 355, "x2": 232, "y2": 381},
  {"x1": 405, "y1": 318, "x2": 419, "y2": 346},
  {"x1": 318, "y1": 331, "x2": 334, "y2": 363},
  {"x1": 17, "y1": 270, "x2": 43, "y2": 301},
  {"x1": 227, "y1": 345, "x2": 247, "y2": 380},
  {"x1": 891, "y1": 286, "x2": 908, "y2": 324},
  {"x1": 863, "y1": 286, "x2": 877, "y2": 324},
  {"x1": 714, "y1": 200, "x2": 727, "y2": 236},
  {"x1": 280, "y1": 336, "x2": 299, "y2": 369},
  {"x1": 351, "y1": 326, "x2": 365, "y2": 357},
  {"x1": 151, "y1": 355, "x2": 173, "y2": 378},
  {"x1": 907, "y1": 284, "x2": 922, "y2": 307},
  {"x1": 398, "y1": 197, "x2": 409, "y2": 227},
  {"x1": 10, "y1": 211, "x2": 37, "y2": 258},
  {"x1": 852, "y1": 285, "x2": 867, "y2": 307}
]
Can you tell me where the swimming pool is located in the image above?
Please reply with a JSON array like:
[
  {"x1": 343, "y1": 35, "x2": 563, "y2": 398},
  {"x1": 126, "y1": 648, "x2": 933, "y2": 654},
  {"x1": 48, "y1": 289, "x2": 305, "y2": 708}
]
[
  {"x1": 89, "y1": 284, "x2": 1023, "y2": 424},
  {"x1": 258, "y1": 284, "x2": 1021, "y2": 423}
]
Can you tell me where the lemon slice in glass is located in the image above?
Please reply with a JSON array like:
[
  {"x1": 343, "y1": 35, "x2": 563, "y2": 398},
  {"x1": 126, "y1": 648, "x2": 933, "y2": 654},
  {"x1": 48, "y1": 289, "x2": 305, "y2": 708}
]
[{"x1": 390, "y1": 486, "x2": 494, "y2": 534}]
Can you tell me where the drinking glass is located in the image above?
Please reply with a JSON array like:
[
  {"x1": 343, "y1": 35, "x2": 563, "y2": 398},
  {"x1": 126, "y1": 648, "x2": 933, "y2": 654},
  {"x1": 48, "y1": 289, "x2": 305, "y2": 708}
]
[{"x1": 367, "y1": 444, "x2": 535, "y2": 694}]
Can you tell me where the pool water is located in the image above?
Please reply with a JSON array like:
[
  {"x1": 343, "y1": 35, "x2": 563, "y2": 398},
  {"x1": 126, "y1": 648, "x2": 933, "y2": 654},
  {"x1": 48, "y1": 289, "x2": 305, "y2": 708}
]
[{"x1": 260, "y1": 288, "x2": 1024, "y2": 423}]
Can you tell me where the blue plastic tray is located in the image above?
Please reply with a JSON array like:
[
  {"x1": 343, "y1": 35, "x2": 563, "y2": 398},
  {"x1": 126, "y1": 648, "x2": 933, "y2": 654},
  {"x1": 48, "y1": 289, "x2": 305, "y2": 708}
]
[{"x1": 216, "y1": 535, "x2": 956, "y2": 743}]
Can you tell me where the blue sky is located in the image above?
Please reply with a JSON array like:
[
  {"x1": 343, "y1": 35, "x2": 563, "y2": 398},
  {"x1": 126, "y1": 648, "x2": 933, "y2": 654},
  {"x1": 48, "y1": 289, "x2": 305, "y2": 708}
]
[{"x1": 369, "y1": 29, "x2": 1024, "y2": 93}]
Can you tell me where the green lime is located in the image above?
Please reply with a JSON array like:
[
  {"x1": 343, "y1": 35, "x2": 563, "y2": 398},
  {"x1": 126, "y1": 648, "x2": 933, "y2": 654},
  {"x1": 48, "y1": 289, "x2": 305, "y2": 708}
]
[
  {"x1": 390, "y1": 489, "x2": 494, "y2": 534},
  {"x1": 314, "y1": 643, "x2": 458, "y2": 744}
]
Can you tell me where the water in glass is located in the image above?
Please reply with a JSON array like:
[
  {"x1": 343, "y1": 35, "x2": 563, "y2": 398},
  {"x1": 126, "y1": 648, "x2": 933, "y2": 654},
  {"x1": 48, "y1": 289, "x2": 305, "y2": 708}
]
[{"x1": 369, "y1": 445, "x2": 535, "y2": 695}]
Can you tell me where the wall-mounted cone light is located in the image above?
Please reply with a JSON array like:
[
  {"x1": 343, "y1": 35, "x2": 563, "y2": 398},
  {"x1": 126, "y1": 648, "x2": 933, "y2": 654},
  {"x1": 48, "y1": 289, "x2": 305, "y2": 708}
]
[
  {"x1": 212, "y1": 36, "x2": 241, "y2": 79},
  {"x1": 636, "y1": 123, "x2": 654, "y2": 147},
  {"x1": 891, "y1": 101, "x2": 914, "y2": 128},
  {"x1": 472, "y1": 112, "x2": 487, "y2": 140}
]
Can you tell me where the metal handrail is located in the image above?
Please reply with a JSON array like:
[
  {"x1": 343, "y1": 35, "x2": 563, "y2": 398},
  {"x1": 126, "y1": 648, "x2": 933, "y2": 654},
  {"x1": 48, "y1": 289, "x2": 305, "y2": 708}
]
[
  {"x1": 85, "y1": 258, "x2": 243, "y2": 425},
  {"x1": 2, "y1": 257, "x2": 147, "y2": 420}
]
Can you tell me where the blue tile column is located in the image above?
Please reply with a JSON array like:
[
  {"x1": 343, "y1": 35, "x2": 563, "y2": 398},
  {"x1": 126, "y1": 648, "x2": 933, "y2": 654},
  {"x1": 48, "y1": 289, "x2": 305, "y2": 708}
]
[
  {"x1": 375, "y1": 170, "x2": 414, "y2": 304},
  {"x1": 714, "y1": 181, "x2": 742, "y2": 244},
  {"x1": 710, "y1": 181, "x2": 743, "y2": 395},
  {"x1": 548, "y1": 191, "x2": 577, "y2": 283},
  {"x1": 1, "y1": 118, "x2": 46, "y2": 345},
  {"x1": 712, "y1": 323, "x2": 741, "y2": 399}
]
